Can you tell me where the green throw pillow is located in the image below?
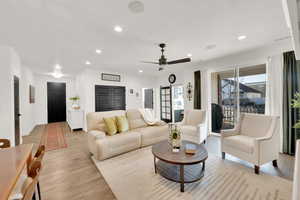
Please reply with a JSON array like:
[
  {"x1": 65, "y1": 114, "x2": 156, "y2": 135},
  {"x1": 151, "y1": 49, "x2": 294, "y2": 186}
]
[
  {"x1": 103, "y1": 117, "x2": 118, "y2": 136},
  {"x1": 116, "y1": 115, "x2": 129, "y2": 133}
]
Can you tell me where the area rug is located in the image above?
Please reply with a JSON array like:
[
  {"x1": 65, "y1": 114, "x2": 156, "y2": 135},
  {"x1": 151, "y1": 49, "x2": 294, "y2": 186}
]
[
  {"x1": 92, "y1": 147, "x2": 293, "y2": 200},
  {"x1": 40, "y1": 123, "x2": 67, "y2": 151}
]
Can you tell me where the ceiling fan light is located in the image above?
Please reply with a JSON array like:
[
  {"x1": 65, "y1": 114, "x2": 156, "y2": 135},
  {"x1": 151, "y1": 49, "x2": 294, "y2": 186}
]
[{"x1": 52, "y1": 71, "x2": 63, "y2": 78}]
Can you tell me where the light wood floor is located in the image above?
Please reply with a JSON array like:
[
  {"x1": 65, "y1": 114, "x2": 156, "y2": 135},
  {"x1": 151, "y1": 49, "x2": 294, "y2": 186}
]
[
  {"x1": 23, "y1": 122, "x2": 295, "y2": 200},
  {"x1": 23, "y1": 123, "x2": 116, "y2": 200}
]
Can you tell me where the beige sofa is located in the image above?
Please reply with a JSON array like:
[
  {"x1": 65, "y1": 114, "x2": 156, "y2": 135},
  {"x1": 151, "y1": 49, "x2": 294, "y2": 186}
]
[{"x1": 87, "y1": 109, "x2": 168, "y2": 160}]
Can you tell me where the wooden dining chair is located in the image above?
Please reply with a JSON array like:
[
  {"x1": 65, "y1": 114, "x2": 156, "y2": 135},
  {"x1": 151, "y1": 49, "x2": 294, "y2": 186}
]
[
  {"x1": 33, "y1": 145, "x2": 45, "y2": 200},
  {"x1": 0, "y1": 139, "x2": 10, "y2": 148},
  {"x1": 10, "y1": 160, "x2": 42, "y2": 200},
  {"x1": 10, "y1": 146, "x2": 45, "y2": 200},
  {"x1": 22, "y1": 160, "x2": 42, "y2": 200},
  {"x1": 34, "y1": 145, "x2": 45, "y2": 160}
]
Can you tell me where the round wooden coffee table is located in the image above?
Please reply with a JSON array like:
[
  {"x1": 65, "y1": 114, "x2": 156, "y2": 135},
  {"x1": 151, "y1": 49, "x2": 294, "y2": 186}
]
[{"x1": 152, "y1": 140, "x2": 208, "y2": 192}]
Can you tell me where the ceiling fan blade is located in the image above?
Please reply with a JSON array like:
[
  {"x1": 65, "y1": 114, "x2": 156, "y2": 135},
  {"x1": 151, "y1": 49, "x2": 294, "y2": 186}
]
[
  {"x1": 167, "y1": 58, "x2": 191, "y2": 65},
  {"x1": 141, "y1": 61, "x2": 159, "y2": 64}
]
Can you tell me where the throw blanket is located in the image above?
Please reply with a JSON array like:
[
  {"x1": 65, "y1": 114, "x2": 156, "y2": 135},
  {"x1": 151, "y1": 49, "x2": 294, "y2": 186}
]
[{"x1": 139, "y1": 109, "x2": 164, "y2": 126}]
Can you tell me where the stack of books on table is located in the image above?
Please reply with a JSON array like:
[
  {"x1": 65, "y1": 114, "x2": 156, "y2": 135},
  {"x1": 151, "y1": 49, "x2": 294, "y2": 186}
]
[{"x1": 185, "y1": 143, "x2": 197, "y2": 155}]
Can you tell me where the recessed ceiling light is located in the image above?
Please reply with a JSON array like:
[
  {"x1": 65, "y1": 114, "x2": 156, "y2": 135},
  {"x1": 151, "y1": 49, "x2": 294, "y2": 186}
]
[
  {"x1": 139, "y1": 70, "x2": 143, "y2": 73},
  {"x1": 238, "y1": 35, "x2": 247, "y2": 41},
  {"x1": 54, "y1": 64, "x2": 62, "y2": 69},
  {"x1": 96, "y1": 49, "x2": 102, "y2": 54},
  {"x1": 114, "y1": 25, "x2": 123, "y2": 33},
  {"x1": 187, "y1": 53, "x2": 192, "y2": 57},
  {"x1": 85, "y1": 60, "x2": 91, "y2": 65}
]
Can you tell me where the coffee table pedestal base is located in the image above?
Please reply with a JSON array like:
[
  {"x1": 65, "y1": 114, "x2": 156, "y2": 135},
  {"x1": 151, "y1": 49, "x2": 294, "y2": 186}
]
[{"x1": 155, "y1": 160, "x2": 205, "y2": 192}]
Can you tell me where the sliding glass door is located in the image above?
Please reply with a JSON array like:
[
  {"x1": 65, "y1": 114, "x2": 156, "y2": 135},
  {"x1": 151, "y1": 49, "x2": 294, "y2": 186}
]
[
  {"x1": 211, "y1": 69, "x2": 238, "y2": 130},
  {"x1": 211, "y1": 64, "x2": 266, "y2": 132},
  {"x1": 238, "y1": 65, "x2": 266, "y2": 115}
]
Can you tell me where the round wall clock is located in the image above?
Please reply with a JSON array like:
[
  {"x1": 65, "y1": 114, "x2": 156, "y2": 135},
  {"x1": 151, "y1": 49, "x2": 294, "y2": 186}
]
[{"x1": 168, "y1": 74, "x2": 176, "y2": 84}]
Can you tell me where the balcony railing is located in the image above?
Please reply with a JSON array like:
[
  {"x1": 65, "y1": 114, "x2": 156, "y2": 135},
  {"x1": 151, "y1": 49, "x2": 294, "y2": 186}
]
[{"x1": 222, "y1": 104, "x2": 265, "y2": 129}]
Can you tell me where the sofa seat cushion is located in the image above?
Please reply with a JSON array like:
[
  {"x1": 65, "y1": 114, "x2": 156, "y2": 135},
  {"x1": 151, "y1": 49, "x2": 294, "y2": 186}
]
[
  {"x1": 223, "y1": 135, "x2": 255, "y2": 154},
  {"x1": 96, "y1": 131, "x2": 141, "y2": 160},
  {"x1": 136, "y1": 125, "x2": 168, "y2": 147}
]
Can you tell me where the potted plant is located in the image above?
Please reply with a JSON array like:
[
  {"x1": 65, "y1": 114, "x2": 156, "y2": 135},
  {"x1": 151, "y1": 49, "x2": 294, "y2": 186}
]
[{"x1": 69, "y1": 96, "x2": 80, "y2": 110}]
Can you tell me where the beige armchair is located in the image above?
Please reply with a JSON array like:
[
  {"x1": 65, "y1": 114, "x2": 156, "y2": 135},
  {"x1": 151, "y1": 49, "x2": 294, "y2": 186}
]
[
  {"x1": 178, "y1": 110, "x2": 207, "y2": 144},
  {"x1": 221, "y1": 113, "x2": 279, "y2": 174},
  {"x1": 293, "y1": 140, "x2": 300, "y2": 200}
]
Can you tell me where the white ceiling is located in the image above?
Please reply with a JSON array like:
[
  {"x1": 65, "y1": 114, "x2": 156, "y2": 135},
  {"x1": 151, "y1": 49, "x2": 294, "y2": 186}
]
[{"x1": 0, "y1": 0, "x2": 290, "y2": 76}]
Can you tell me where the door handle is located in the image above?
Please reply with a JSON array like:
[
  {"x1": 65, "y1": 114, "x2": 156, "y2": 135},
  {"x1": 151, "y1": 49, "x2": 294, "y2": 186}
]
[{"x1": 18, "y1": 114, "x2": 22, "y2": 117}]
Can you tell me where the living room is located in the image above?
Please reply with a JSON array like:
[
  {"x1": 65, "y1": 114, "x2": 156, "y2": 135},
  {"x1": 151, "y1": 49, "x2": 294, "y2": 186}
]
[{"x1": 0, "y1": 0, "x2": 300, "y2": 200}]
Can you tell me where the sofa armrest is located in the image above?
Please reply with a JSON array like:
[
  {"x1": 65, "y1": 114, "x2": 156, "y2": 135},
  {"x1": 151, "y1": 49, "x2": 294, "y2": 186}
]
[
  {"x1": 221, "y1": 129, "x2": 239, "y2": 137},
  {"x1": 196, "y1": 120, "x2": 208, "y2": 144},
  {"x1": 156, "y1": 120, "x2": 167, "y2": 126},
  {"x1": 89, "y1": 130, "x2": 106, "y2": 140},
  {"x1": 254, "y1": 120, "x2": 280, "y2": 165},
  {"x1": 255, "y1": 136, "x2": 272, "y2": 141},
  {"x1": 87, "y1": 130, "x2": 106, "y2": 157}
]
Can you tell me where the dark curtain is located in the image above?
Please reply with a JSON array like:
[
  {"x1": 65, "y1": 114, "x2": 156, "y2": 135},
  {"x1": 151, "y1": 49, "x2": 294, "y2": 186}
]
[
  {"x1": 194, "y1": 70, "x2": 201, "y2": 109},
  {"x1": 211, "y1": 103, "x2": 223, "y2": 133},
  {"x1": 283, "y1": 51, "x2": 300, "y2": 155}
]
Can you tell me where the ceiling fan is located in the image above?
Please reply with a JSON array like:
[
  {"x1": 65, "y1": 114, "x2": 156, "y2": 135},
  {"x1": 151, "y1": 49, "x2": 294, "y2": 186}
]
[{"x1": 142, "y1": 43, "x2": 191, "y2": 71}]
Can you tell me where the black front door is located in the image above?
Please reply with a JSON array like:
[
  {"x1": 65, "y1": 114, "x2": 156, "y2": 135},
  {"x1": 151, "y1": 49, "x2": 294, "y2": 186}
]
[
  {"x1": 47, "y1": 82, "x2": 66, "y2": 123},
  {"x1": 14, "y1": 76, "x2": 20, "y2": 145}
]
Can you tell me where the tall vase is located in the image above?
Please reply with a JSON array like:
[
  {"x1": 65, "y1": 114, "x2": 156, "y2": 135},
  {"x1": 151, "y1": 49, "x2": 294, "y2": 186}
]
[{"x1": 168, "y1": 123, "x2": 181, "y2": 152}]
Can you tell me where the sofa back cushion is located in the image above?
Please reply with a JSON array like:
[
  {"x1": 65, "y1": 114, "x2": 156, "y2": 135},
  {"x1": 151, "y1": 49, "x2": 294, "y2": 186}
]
[
  {"x1": 86, "y1": 110, "x2": 126, "y2": 132},
  {"x1": 240, "y1": 113, "x2": 275, "y2": 138},
  {"x1": 126, "y1": 109, "x2": 148, "y2": 130},
  {"x1": 184, "y1": 110, "x2": 206, "y2": 126}
]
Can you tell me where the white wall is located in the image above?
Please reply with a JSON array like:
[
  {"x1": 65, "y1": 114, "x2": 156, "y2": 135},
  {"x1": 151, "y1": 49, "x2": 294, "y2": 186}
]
[
  {"x1": 75, "y1": 69, "x2": 158, "y2": 130},
  {"x1": 156, "y1": 68, "x2": 196, "y2": 115},
  {"x1": 0, "y1": 46, "x2": 16, "y2": 145},
  {"x1": 20, "y1": 67, "x2": 36, "y2": 136},
  {"x1": 34, "y1": 75, "x2": 76, "y2": 125},
  {"x1": 0, "y1": 46, "x2": 36, "y2": 145},
  {"x1": 154, "y1": 39, "x2": 292, "y2": 136}
]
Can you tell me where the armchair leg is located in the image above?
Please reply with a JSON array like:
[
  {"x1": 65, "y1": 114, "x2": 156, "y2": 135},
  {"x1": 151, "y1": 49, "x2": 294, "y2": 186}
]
[
  {"x1": 254, "y1": 165, "x2": 260, "y2": 174},
  {"x1": 222, "y1": 152, "x2": 225, "y2": 160},
  {"x1": 272, "y1": 160, "x2": 278, "y2": 168}
]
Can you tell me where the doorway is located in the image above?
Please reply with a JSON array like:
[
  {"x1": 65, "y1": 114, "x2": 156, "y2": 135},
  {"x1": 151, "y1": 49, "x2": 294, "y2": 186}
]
[
  {"x1": 172, "y1": 85, "x2": 184, "y2": 122},
  {"x1": 160, "y1": 86, "x2": 172, "y2": 123},
  {"x1": 211, "y1": 64, "x2": 266, "y2": 131},
  {"x1": 14, "y1": 76, "x2": 20, "y2": 145},
  {"x1": 47, "y1": 82, "x2": 66, "y2": 123}
]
